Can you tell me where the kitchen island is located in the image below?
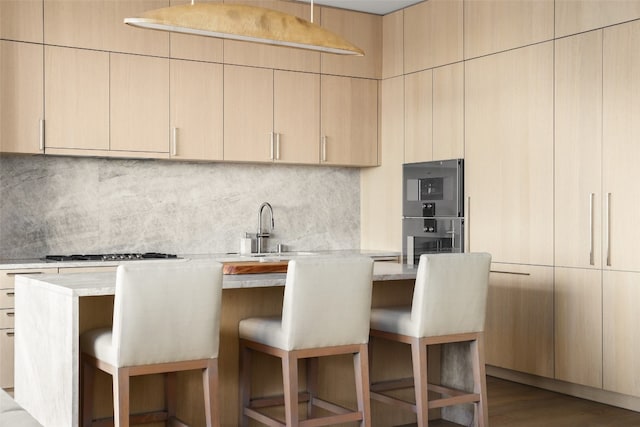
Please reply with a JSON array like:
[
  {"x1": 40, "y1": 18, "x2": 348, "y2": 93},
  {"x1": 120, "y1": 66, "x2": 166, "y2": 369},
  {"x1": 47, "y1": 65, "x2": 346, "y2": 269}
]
[{"x1": 14, "y1": 260, "x2": 432, "y2": 427}]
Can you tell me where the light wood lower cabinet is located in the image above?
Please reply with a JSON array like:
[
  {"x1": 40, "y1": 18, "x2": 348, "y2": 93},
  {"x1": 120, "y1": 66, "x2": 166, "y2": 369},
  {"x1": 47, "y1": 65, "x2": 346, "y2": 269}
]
[
  {"x1": 554, "y1": 267, "x2": 602, "y2": 388},
  {"x1": 0, "y1": 41, "x2": 43, "y2": 154},
  {"x1": 0, "y1": 268, "x2": 57, "y2": 390},
  {"x1": 484, "y1": 263, "x2": 554, "y2": 378},
  {"x1": 321, "y1": 75, "x2": 378, "y2": 167},
  {"x1": 603, "y1": 270, "x2": 640, "y2": 397}
]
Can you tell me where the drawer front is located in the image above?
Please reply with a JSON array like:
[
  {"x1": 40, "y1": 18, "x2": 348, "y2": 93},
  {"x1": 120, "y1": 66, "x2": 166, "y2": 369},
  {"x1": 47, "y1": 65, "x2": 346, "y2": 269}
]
[
  {"x1": 0, "y1": 268, "x2": 58, "y2": 288},
  {"x1": 0, "y1": 309, "x2": 14, "y2": 329},
  {"x1": 0, "y1": 289, "x2": 15, "y2": 309},
  {"x1": 0, "y1": 328, "x2": 14, "y2": 389}
]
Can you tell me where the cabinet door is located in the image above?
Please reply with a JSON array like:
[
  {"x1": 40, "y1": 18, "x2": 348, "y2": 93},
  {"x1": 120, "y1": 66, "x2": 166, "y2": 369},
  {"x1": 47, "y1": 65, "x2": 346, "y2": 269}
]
[
  {"x1": 223, "y1": 65, "x2": 274, "y2": 163},
  {"x1": 484, "y1": 264, "x2": 554, "y2": 378},
  {"x1": 273, "y1": 71, "x2": 320, "y2": 164},
  {"x1": 382, "y1": 10, "x2": 404, "y2": 79},
  {"x1": 321, "y1": 75, "x2": 378, "y2": 167},
  {"x1": 0, "y1": 0, "x2": 43, "y2": 42},
  {"x1": 110, "y1": 53, "x2": 169, "y2": 155},
  {"x1": 433, "y1": 62, "x2": 463, "y2": 161},
  {"x1": 223, "y1": 0, "x2": 320, "y2": 73},
  {"x1": 170, "y1": 60, "x2": 223, "y2": 161},
  {"x1": 554, "y1": 267, "x2": 602, "y2": 388},
  {"x1": 603, "y1": 20, "x2": 640, "y2": 273},
  {"x1": 0, "y1": 329, "x2": 14, "y2": 389},
  {"x1": 44, "y1": 46, "x2": 110, "y2": 151},
  {"x1": 464, "y1": 0, "x2": 553, "y2": 59},
  {"x1": 0, "y1": 41, "x2": 43, "y2": 154},
  {"x1": 404, "y1": 70, "x2": 433, "y2": 163},
  {"x1": 556, "y1": 0, "x2": 640, "y2": 38},
  {"x1": 404, "y1": 0, "x2": 462, "y2": 74},
  {"x1": 320, "y1": 7, "x2": 382, "y2": 79},
  {"x1": 465, "y1": 43, "x2": 554, "y2": 265},
  {"x1": 555, "y1": 31, "x2": 603, "y2": 269},
  {"x1": 603, "y1": 270, "x2": 640, "y2": 397},
  {"x1": 44, "y1": 0, "x2": 169, "y2": 57}
]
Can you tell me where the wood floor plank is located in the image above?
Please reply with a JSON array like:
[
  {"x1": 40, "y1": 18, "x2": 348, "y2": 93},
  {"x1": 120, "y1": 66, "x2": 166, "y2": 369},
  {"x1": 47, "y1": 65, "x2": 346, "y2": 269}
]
[{"x1": 398, "y1": 376, "x2": 640, "y2": 427}]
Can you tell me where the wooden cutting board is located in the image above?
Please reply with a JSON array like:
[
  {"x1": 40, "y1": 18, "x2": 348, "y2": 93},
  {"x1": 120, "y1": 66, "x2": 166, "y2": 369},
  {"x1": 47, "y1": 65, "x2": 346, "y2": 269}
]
[{"x1": 222, "y1": 260, "x2": 289, "y2": 275}]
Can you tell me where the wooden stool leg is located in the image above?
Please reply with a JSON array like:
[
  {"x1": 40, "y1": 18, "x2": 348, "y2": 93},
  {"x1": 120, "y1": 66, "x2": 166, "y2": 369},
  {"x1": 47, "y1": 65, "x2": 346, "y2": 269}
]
[
  {"x1": 412, "y1": 338, "x2": 429, "y2": 427},
  {"x1": 471, "y1": 335, "x2": 489, "y2": 427},
  {"x1": 113, "y1": 368, "x2": 130, "y2": 427},
  {"x1": 165, "y1": 372, "x2": 177, "y2": 423},
  {"x1": 81, "y1": 355, "x2": 95, "y2": 427},
  {"x1": 306, "y1": 357, "x2": 319, "y2": 418},
  {"x1": 239, "y1": 343, "x2": 252, "y2": 427},
  {"x1": 354, "y1": 344, "x2": 372, "y2": 427},
  {"x1": 282, "y1": 352, "x2": 299, "y2": 426},
  {"x1": 203, "y1": 358, "x2": 220, "y2": 427}
]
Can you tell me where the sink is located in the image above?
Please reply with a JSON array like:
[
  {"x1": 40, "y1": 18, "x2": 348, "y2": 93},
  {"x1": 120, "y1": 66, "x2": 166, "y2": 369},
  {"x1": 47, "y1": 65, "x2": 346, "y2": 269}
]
[{"x1": 248, "y1": 251, "x2": 315, "y2": 258}]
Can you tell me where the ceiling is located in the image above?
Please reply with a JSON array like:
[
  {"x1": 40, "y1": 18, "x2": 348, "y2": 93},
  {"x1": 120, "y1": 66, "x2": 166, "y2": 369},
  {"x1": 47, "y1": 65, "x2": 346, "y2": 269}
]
[{"x1": 294, "y1": 0, "x2": 423, "y2": 15}]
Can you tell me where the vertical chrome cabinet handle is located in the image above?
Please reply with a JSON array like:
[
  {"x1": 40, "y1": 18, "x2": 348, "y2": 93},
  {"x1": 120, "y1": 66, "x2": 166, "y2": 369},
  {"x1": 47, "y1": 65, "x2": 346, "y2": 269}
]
[
  {"x1": 275, "y1": 133, "x2": 281, "y2": 160},
  {"x1": 589, "y1": 193, "x2": 595, "y2": 266},
  {"x1": 606, "y1": 192, "x2": 612, "y2": 267},
  {"x1": 466, "y1": 196, "x2": 471, "y2": 252},
  {"x1": 321, "y1": 136, "x2": 327, "y2": 162},
  {"x1": 270, "y1": 132, "x2": 275, "y2": 160},
  {"x1": 39, "y1": 119, "x2": 45, "y2": 151},
  {"x1": 171, "y1": 127, "x2": 178, "y2": 156}
]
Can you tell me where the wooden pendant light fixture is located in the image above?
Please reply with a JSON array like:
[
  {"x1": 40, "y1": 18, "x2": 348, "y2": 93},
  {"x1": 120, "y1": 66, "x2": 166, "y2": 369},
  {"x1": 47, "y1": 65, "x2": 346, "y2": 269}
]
[{"x1": 124, "y1": 1, "x2": 364, "y2": 56}]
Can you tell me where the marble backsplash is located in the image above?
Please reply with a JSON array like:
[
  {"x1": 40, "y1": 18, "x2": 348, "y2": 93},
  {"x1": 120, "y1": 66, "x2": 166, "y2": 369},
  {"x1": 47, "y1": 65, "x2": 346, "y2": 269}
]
[{"x1": 0, "y1": 155, "x2": 360, "y2": 259}]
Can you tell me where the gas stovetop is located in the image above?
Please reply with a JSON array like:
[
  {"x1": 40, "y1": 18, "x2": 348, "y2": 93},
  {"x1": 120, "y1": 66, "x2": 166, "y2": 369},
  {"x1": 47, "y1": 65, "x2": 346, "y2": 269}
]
[{"x1": 43, "y1": 253, "x2": 179, "y2": 262}]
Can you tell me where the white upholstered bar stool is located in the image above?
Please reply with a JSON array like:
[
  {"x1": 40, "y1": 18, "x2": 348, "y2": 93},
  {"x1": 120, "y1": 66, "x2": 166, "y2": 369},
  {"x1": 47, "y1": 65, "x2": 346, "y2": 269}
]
[
  {"x1": 80, "y1": 260, "x2": 224, "y2": 427},
  {"x1": 239, "y1": 256, "x2": 374, "y2": 427},
  {"x1": 369, "y1": 252, "x2": 491, "y2": 427}
]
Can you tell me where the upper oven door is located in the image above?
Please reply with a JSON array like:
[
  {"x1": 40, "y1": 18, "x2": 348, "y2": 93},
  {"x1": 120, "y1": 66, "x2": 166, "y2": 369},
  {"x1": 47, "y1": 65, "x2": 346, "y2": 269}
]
[{"x1": 403, "y1": 159, "x2": 464, "y2": 217}]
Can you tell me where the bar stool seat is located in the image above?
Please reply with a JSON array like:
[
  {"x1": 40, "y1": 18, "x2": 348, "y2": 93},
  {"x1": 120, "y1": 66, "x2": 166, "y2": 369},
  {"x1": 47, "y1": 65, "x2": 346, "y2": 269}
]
[
  {"x1": 369, "y1": 252, "x2": 491, "y2": 427},
  {"x1": 80, "y1": 260, "x2": 224, "y2": 427},
  {"x1": 239, "y1": 256, "x2": 374, "y2": 427}
]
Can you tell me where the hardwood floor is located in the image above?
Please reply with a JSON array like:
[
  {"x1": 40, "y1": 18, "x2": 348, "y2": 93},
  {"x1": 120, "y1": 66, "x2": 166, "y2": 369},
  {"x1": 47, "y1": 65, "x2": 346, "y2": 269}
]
[{"x1": 405, "y1": 376, "x2": 640, "y2": 427}]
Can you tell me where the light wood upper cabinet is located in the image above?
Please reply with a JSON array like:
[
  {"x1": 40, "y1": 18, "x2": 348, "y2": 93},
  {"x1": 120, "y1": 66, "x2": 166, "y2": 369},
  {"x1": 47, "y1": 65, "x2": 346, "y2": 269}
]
[
  {"x1": 0, "y1": 0, "x2": 43, "y2": 42},
  {"x1": 273, "y1": 71, "x2": 320, "y2": 164},
  {"x1": 223, "y1": 0, "x2": 320, "y2": 73},
  {"x1": 404, "y1": 0, "x2": 462, "y2": 74},
  {"x1": 320, "y1": 7, "x2": 382, "y2": 79},
  {"x1": 465, "y1": 42, "x2": 554, "y2": 265},
  {"x1": 556, "y1": 0, "x2": 640, "y2": 38},
  {"x1": 382, "y1": 9, "x2": 404, "y2": 79},
  {"x1": 485, "y1": 264, "x2": 554, "y2": 379},
  {"x1": 321, "y1": 75, "x2": 378, "y2": 167},
  {"x1": 603, "y1": 270, "x2": 640, "y2": 397},
  {"x1": 224, "y1": 65, "x2": 274, "y2": 163},
  {"x1": 44, "y1": 46, "x2": 110, "y2": 152},
  {"x1": 169, "y1": 0, "x2": 222, "y2": 62},
  {"x1": 603, "y1": 20, "x2": 640, "y2": 273},
  {"x1": 0, "y1": 41, "x2": 43, "y2": 154},
  {"x1": 404, "y1": 70, "x2": 433, "y2": 164},
  {"x1": 433, "y1": 62, "x2": 463, "y2": 161},
  {"x1": 170, "y1": 60, "x2": 223, "y2": 161},
  {"x1": 464, "y1": 0, "x2": 554, "y2": 59},
  {"x1": 555, "y1": 267, "x2": 602, "y2": 388},
  {"x1": 554, "y1": 30, "x2": 603, "y2": 270},
  {"x1": 44, "y1": 0, "x2": 169, "y2": 56},
  {"x1": 110, "y1": 53, "x2": 170, "y2": 154}
]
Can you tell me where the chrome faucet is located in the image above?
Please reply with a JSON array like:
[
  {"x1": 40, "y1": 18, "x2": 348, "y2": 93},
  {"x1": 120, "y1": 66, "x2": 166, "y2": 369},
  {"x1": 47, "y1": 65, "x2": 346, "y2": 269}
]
[{"x1": 256, "y1": 202, "x2": 274, "y2": 254}]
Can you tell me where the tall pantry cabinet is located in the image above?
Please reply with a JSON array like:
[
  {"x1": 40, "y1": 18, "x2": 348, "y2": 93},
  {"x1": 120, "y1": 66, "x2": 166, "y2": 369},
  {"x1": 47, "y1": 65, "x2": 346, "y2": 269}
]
[{"x1": 554, "y1": 20, "x2": 640, "y2": 396}]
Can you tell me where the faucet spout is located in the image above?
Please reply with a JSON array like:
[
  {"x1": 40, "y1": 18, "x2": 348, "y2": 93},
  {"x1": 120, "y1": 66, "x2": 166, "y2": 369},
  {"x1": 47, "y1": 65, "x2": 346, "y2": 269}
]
[{"x1": 257, "y1": 202, "x2": 274, "y2": 253}]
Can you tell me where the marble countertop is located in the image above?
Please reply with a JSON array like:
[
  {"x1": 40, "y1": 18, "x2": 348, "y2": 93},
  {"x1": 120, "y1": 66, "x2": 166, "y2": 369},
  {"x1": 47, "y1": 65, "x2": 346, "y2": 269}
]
[
  {"x1": 0, "y1": 249, "x2": 401, "y2": 270},
  {"x1": 15, "y1": 261, "x2": 417, "y2": 296}
]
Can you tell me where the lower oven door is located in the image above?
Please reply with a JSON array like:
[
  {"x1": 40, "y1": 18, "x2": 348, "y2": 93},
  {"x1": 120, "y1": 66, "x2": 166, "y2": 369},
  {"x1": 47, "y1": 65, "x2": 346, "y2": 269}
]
[{"x1": 402, "y1": 217, "x2": 465, "y2": 265}]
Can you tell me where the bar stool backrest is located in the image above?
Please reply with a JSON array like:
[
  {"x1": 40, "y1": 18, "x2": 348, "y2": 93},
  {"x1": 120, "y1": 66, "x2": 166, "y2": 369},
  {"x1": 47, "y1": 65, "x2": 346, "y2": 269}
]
[
  {"x1": 112, "y1": 260, "x2": 224, "y2": 367},
  {"x1": 280, "y1": 257, "x2": 374, "y2": 350},
  {"x1": 410, "y1": 253, "x2": 491, "y2": 338}
]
